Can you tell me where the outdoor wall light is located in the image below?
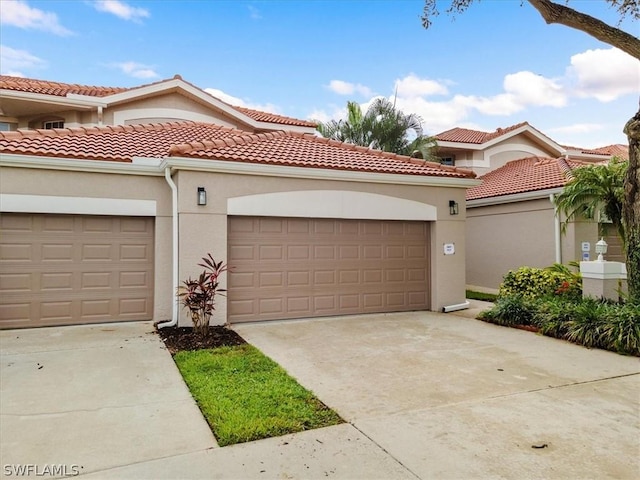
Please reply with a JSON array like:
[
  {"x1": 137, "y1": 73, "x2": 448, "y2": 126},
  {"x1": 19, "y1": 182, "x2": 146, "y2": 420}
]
[
  {"x1": 595, "y1": 237, "x2": 608, "y2": 262},
  {"x1": 449, "y1": 200, "x2": 459, "y2": 216},
  {"x1": 197, "y1": 187, "x2": 207, "y2": 206}
]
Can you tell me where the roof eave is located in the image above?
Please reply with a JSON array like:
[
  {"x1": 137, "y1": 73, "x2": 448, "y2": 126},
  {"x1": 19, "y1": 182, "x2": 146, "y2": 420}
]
[
  {"x1": 0, "y1": 89, "x2": 107, "y2": 109},
  {"x1": 467, "y1": 187, "x2": 563, "y2": 207},
  {"x1": 0, "y1": 152, "x2": 479, "y2": 188}
]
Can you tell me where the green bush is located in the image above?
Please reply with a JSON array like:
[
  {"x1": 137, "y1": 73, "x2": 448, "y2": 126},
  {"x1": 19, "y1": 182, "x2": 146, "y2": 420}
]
[
  {"x1": 499, "y1": 265, "x2": 581, "y2": 300},
  {"x1": 478, "y1": 296, "x2": 537, "y2": 327},
  {"x1": 481, "y1": 293, "x2": 640, "y2": 356}
]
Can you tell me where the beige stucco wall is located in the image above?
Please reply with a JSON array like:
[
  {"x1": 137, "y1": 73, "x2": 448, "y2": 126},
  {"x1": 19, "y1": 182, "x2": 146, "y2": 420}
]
[
  {"x1": 105, "y1": 93, "x2": 246, "y2": 130},
  {"x1": 175, "y1": 170, "x2": 469, "y2": 325},
  {"x1": 0, "y1": 162, "x2": 471, "y2": 326},
  {"x1": 443, "y1": 134, "x2": 558, "y2": 176},
  {"x1": 0, "y1": 165, "x2": 174, "y2": 322},
  {"x1": 466, "y1": 197, "x2": 599, "y2": 291}
]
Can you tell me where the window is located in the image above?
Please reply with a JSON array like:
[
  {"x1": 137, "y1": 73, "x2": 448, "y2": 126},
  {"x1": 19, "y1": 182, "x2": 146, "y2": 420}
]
[
  {"x1": 0, "y1": 122, "x2": 17, "y2": 132},
  {"x1": 440, "y1": 156, "x2": 455, "y2": 166},
  {"x1": 43, "y1": 120, "x2": 64, "y2": 129}
]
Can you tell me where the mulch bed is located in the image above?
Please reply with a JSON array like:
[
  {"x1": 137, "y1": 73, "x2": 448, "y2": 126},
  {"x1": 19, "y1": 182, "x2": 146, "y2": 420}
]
[{"x1": 157, "y1": 325, "x2": 247, "y2": 354}]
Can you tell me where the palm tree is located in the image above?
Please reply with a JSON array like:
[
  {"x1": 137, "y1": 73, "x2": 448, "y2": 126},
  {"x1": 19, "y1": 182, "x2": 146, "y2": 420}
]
[
  {"x1": 554, "y1": 157, "x2": 627, "y2": 248},
  {"x1": 316, "y1": 98, "x2": 436, "y2": 159}
]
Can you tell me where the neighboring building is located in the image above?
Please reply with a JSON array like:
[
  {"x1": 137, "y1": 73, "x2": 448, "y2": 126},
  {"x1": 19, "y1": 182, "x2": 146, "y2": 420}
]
[
  {"x1": 434, "y1": 121, "x2": 623, "y2": 176},
  {"x1": 432, "y1": 121, "x2": 628, "y2": 293},
  {"x1": 0, "y1": 74, "x2": 317, "y2": 134},
  {"x1": 0, "y1": 75, "x2": 479, "y2": 329},
  {"x1": 463, "y1": 154, "x2": 627, "y2": 293}
]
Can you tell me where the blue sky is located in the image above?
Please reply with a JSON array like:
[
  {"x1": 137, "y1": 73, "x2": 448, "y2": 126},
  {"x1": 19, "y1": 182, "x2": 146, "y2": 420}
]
[{"x1": 1, "y1": 0, "x2": 638, "y2": 148}]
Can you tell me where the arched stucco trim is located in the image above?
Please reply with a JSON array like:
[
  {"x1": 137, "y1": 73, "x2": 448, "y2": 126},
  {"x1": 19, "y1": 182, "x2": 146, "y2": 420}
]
[
  {"x1": 227, "y1": 190, "x2": 437, "y2": 221},
  {"x1": 113, "y1": 108, "x2": 237, "y2": 128}
]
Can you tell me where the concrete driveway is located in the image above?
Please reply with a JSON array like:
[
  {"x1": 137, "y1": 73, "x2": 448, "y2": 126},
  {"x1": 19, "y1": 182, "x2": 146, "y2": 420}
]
[
  {"x1": 0, "y1": 322, "x2": 217, "y2": 477},
  {"x1": 2, "y1": 313, "x2": 638, "y2": 479},
  {"x1": 235, "y1": 312, "x2": 640, "y2": 479}
]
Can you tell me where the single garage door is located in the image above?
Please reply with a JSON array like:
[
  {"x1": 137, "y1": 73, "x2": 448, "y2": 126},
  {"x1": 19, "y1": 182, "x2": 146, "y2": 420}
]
[
  {"x1": 227, "y1": 216, "x2": 430, "y2": 323},
  {"x1": 0, "y1": 213, "x2": 154, "y2": 329}
]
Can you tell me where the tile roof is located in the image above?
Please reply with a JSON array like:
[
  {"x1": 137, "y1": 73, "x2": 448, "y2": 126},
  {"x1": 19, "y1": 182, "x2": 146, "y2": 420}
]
[
  {"x1": 234, "y1": 106, "x2": 317, "y2": 128},
  {"x1": 466, "y1": 156, "x2": 591, "y2": 201},
  {"x1": 0, "y1": 121, "x2": 476, "y2": 179},
  {"x1": 576, "y1": 144, "x2": 629, "y2": 160},
  {"x1": 0, "y1": 122, "x2": 246, "y2": 162},
  {"x1": 0, "y1": 75, "x2": 129, "y2": 97},
  {"x1": 0, "y1": 75, "x2": 316, "y2": 128},
  {"x1": 436, "y1": 122, "x2": 530, "y2": 144}
]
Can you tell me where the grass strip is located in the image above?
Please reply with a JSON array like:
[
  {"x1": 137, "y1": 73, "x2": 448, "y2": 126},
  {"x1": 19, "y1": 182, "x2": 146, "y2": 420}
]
[
  {"x1": 466, "y1": 290, "x2": 498, "y2": 302},
  {"x1": 173, "y1": 344, "x2": 343, "y2": 446}
]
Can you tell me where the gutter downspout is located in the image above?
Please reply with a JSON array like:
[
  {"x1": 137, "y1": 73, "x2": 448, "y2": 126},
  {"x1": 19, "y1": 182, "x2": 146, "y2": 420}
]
[
  {"x1": 551, "y1": 193, "x2": 562, "y2": 264},
  {"x1": 157, "y1": 167, "x2": 179, "y2": 329}
]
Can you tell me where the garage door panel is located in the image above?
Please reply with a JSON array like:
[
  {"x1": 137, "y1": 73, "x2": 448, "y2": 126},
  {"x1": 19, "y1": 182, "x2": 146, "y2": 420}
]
[
  {"x1": 0, "y1": 214, "x2": 154, "y2": 329},
  {"x1": 228, "y1": 217, "x2": 430, "y2": 323}
]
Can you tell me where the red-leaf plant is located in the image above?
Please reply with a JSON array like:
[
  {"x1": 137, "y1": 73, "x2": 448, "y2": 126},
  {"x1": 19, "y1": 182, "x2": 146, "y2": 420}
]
[{"x1": 177, "y1": 254, "x2": 227, "y2": 336}]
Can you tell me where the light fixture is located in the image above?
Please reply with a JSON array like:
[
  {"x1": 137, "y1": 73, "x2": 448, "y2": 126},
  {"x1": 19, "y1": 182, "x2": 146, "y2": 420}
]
[
  {"x1": 595, "y1": 237, "x2": 608, "y2": 262},
  {"x1": 197, "y1": 187, "x2": 207, "y2": 206},
  {"x1": 449, "y1": 200, "x2": 459, "y2": 216}
]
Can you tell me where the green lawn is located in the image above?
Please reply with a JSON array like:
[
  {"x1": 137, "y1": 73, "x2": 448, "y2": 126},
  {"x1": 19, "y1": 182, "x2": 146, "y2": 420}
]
[
  {"x1": 173, "y1": 344, "x2": 343, "y2": 446},
  {"x1": 466, "y1": 290, "x2": 498, "y2": 302}
]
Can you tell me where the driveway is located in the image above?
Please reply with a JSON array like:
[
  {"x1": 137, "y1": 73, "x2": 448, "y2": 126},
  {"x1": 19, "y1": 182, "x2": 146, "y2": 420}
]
[
  {"x1": 0, "y1": 322, "x2": 216, "y2": 477},
  {"x1": 2, "y1": 313, "x2": 638, "y2": 479},
  {"x1": 235, "y1": 312, "x2": 640, "y2": 479}
]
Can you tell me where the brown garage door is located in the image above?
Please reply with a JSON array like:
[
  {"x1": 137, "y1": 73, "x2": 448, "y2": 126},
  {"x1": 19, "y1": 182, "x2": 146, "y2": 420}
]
[
  {"x1": 227, "y1": 217, "x2": 430, "y2": 323},
  {"x1": 0, "y1": 213, "x2": 154, "y2": 329}
]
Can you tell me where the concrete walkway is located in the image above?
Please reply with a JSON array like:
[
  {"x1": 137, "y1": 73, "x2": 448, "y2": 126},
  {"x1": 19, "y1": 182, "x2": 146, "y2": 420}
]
[{"x1": 2, "y1": 311, "x2": 639, "y2": 479}]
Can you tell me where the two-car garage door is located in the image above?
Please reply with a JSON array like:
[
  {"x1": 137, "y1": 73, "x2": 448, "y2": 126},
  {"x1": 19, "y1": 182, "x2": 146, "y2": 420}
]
[
  {"x1": 0, "y1": 213, "x2": 154, "y2": 329},
  {"x1": 227, "y1": 216, "x2": 430, "y2": 323}
]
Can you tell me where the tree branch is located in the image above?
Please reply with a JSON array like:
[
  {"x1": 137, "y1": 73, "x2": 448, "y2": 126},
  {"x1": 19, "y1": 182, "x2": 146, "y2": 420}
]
[{"x1": 528, "y1": 0, "x2": 640, "y2": 59}]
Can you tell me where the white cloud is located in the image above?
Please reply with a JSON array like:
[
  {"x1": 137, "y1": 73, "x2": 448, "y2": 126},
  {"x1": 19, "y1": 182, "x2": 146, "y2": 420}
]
[
  {"x1": 113, "y1": 61, "x2": 158, "y2": 79},
  {"x1": 205, "y1": 88, "x2": 281, "y2": 114},
  {"x1": 327, "y1": 80, "x2": 373, "y2": 97},
  {"x1": 394, "y1": 74, "x2": 448, "y2": 97},
  {"x1": 94, "y1": 0, "x2": 149, "y2": 22},
  {"x1": 0, "y1": 45, "x2": 46, "y2": 75},
  {"x1": 503, "y1": 71, "x2": 567, "y2": 107},
  {"x1": 0, "y1": 0, "x2": 72, "y2": 36},
  {"x1": 567, "y1": 48, "x2": 639, "y2": 102},
  {"x1": 547, "y1": 123, "x2": 604, "y2": 136}
]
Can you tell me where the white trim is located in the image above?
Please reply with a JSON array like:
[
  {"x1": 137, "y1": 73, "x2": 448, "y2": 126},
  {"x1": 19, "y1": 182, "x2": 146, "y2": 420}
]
[
  {"x1": 113, "y1": 108, "x2": 237, "y2": 127},
  {"x1": 467, "y1": 187, "x2": 563, "y2": 207},
  {"x1": 0, "y1": 153, "x2": 164, "y2": 176},
  {"x1": 0, "y1": 153, "x2": 479, "y2": 188},
  {"x1": 0, "y1": 89, "x2": 106, "y2": 109},
  {"x1": 0, "y1": 194, "x2": 156, "y2": 216},
  {"x1": 228, "y1": 190, "x2": 438, "y2": 221},
  {"x1": 163, "y1": 158, "x2": 480, "y2": 189}
]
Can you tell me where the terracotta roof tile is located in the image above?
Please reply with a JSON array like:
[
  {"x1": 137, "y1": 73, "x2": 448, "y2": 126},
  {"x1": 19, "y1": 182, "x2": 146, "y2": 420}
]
[
  {"x1": 0, "y1": 121, "x2": 476, "y2": 179},
  {"x1": 466, "y1": 156, "x2": 592, "y2": 201},
  {"x1": 435, "y1": 122, "x2": 531, "y2": 144},
  {"x1": 0, "y1": 75, "x2": 129, "y2": 97},
  {"x1": 170, "y1": 129, "x2": 476, "y2": 178},
  {"x1": 0, "y1": 121, "x2": 245, "y2": 162},
  {"x1": 2, "y1": 74, "x2": 317, "y2": 129},
  {"x1": 234, "y1": 106, "x2": 317, "y2": 128}
]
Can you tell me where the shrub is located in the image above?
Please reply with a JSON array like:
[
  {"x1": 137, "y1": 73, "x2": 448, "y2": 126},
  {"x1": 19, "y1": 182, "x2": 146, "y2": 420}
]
[
  {"x1": 601, "y1": 303, "x2": 640, "y2": 355},
  {"x1": 177, "y1": 254, "x2": 227, "y2": 336},
  {"x1": 478, "y1": 296, "x2": 536, "y2": 327},
  {"x1": 485, "y1": 293, "x2": 640, "y2": 356},
  {"x1": 533, "y1": 296, "x2": 574, "y2": 337},
  {"x1": 499, "y1": 265, "x2": 581, "y2": 300}
]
